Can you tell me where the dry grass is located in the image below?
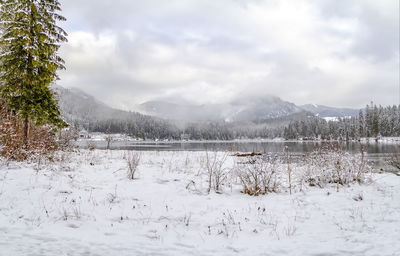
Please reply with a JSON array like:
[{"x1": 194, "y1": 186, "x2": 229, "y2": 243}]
[
  {"x1": 0, "y1": 103, "x2": 57, "y2": 161},
  {"x1": 127, "y1": 151, "x2": 141, "y2": 179}
]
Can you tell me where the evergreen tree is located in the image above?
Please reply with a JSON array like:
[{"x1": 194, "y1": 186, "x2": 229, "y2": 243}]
[
  {"x1": 365, "y1": 103, "x2": 373, "y2": 137},
  {"x1": 0, "y1": 0, "x2": 68, "y2": 145},
  {"x1": 372, "y1": 105, "x2": 379, "y2": 137},
  {"x1": 358, "y1": 110, "x2": 365, "y2": 138}
]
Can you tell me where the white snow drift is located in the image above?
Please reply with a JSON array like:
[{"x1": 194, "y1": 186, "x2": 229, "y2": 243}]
[{"x1": 0, "y1": 150, "x2": 399, "y2": 256}]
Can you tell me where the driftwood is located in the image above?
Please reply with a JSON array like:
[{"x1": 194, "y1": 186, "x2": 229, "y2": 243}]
[{"x1": 233, "y1": 152, "x2": 262, "y2": 157}]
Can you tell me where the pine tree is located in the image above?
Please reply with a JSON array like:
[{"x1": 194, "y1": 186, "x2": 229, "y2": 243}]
[
  {"x1": 358, "y1": 109, "x2": 365, "y2": 138},
  {"x1": 0, "y1": 0, "x2": 68, "y2": 145},
  {"x1": 372, "y1": 105, "x2": 379, "y2": 137},
  {"x1": 365, "y1": 103, "x2": 373, "y2": 137}
]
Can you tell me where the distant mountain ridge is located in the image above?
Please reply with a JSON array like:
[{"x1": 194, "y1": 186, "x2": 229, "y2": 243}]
[
  {"x1": 55, "y1": 86, "x2": 169, "y2": 126},
  {"x1": 138, "y1": 95, "x2": 306, "y2": 122},
  {"x1": 138, "y1": 97, "x2": 359, "y2": 122},
  {"x1": 300, "y1": 104, "x2": 359, "y2": 118},
  {"x1": 56, "y1": 86, "x2": 127, "y2": 123},
  {"x1": 55, "y1": 86, "x2": 359, "y2": 124}
]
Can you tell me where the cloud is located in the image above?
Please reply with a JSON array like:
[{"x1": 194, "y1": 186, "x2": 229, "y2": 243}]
[{"x1": 58, "y1": 0, "x2": 399, "y2": 109}]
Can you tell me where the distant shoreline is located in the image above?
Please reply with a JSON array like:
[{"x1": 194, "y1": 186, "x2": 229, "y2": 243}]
[{"x1": 74, "y1": 135, "x2": 400, "y2": 144}]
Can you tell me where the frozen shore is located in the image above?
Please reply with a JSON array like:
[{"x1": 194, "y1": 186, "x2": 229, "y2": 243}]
[{"x1": 0, "y1": 150, "x2": 399, "y2": 256}]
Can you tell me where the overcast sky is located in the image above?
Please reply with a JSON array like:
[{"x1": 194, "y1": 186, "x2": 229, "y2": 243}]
[{"x1": 58, "y1": 0, "x2": 399, "y2": 110}]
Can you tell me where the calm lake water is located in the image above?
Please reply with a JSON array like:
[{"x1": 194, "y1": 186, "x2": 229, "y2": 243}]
[
  {"x1": 77, "y1": 139, "x2": 399, "y2": 154},
  {"x1": 76, "y1": 140, "x2": 400, "y2": 172}
]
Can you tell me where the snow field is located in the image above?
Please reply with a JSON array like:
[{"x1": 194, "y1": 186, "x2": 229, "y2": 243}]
[{"x1": 0, "y1": 149, "x2": 399, "y2": 256}]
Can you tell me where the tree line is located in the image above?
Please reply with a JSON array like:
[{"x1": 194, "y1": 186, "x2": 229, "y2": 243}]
[
  {"x1": 284, "y1": 103, "x2": 400, "y2": 140},
  {"x1": 86, "y1": 103, "x2": 399, "y2": 141}
]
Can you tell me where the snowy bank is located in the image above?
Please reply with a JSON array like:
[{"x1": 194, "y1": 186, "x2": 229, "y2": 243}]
[{"x1": 0, "y1": 150, "x2": 399, "y2": 256}]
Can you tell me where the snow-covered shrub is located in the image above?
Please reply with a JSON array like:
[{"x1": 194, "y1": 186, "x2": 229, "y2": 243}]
[
  {"x1": 127, "y1": 151, "x2": 140, "y2": 179},
  {"x1": 0, "y1": 103, "x2": 57, "y2": 161},
  {"x1": 302, "y1": 145, "x2": 369, "y2": 188},
  {"x1": 56, "y1": 125, "x2": 79, "y2": 150},
  {"x1": 205, "y1": 151, "x2": 230, "y2": 193},
  {"x1": 387, "y1": 146, "x2": 400, "y2": 170},
  {"x1": 105, "y1": 134, "x2": 113, "y2": 150},
  {"x1": 235, "y1": 155, "x2": 280, "y2": 196}
]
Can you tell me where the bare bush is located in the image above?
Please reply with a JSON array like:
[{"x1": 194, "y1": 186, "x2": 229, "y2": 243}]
[
  {"x1": 127, "y1": 151, "x2": 140, "y2": 180},
  {"x1": 284, "y1": 146, "x2": 292, "y2": 195},
  {"x1": 302, "y1": 144, "x2": 369, "y2": 189},
  {"x1": 235, "y1": 155, "x2": 280, "y2": 196},
  {"x1": 388, "y1": 154, "x2": 400, "y2": 170},
  {"x1": 105, "y1": 134, "x2": 113, "y2": 150},
  {"x1": 56, "y1": 125, "x2": 79, "y2": 150},
  {"x1": 387, "y1": 146, "x2": 400, "y2": 170},
  {"x1": 205, "y1": 151, "x2": 230, "y2": 193},
  {"x1": 0, "y1": 103, "x2": 57, "y2": 161}
]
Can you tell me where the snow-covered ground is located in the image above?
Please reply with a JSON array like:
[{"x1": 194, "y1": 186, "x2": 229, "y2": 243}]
[
  {"x1": 0, "y1": 150, "x2": 399, "y2": 256},
  {"x1": 361, "y1": 137, "x2": 400, "y2": 143},
  {"x1": 80, "y1": 133, "x2": 138, "y2": 142}
]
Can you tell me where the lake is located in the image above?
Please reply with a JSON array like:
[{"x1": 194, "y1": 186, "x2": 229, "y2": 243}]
[
  {"x1": 76, "y1": 140, "x2": 400, "y2": 172},
  {"x1": 76, "y1": 139, "x2": 398, "y2": 153}
]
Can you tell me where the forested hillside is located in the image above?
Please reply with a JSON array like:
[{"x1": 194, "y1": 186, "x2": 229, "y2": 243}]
[
  {"x1": 284, "y1": 104, "x2": 400, "y2": 140},
  {"x1": 57, "y1": 87, "x2": 399, "y2": 141}
]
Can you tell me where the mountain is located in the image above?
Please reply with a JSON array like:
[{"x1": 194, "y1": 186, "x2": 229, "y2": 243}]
[
  {"x1": 54, "y1": 87, "x2": 361, "y2": 140},
  {"x1": 300, "y1": 104, "x2": 359, "y2": 118},
  {"x1": 55, "y1": 86, "x2": 175, "y2": 124},
  {"x1": 56, "y1": 86, "x2": 126, "y2": 123},
  {"x1": 138, "y1": 95, "x2": 303, "y2": 122},
  {"x1": 55, "y1": 86, "x2": 183, "y2": 139},
  {"x1": 231, "y1": 96, "x2": 302, "y2": 121},
  {"x1": 56, "y1": 86, "x2": 359, "y2": 128},
  {"x1": 138, "y1": 101, "x2": 229, "y2": 121}
]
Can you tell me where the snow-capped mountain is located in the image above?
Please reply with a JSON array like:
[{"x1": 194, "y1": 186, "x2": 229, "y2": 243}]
[
  {"x1": 56, "y1": 86, "x2": 359, "y2": 124},
  {"x1": 55, "y1": 86, "x2": 160, "y2": 125},
  {"x1": 138, "y1": 96, "x2": 360, "y2": 122},
  {"x1": 137, "y1": 101, "x2": 230, "y2": 122},
  {"x1": 138, "y1": 95, "x2": 303, "y2": 122},
  {"x1": 300, "y1": 104, "x2": 359, "y2": 118},
  {"x1": 55, "y1": 86, "x2": 124, "y2": 123}
]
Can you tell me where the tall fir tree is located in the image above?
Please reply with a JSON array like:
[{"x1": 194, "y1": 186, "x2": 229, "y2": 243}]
[
  {"x1": 0, "y1": 0, "x2": 67, "y2": 145},
  {"x1": 372, "y1": 105, "x2": 380, "y2": 137},
  {"x1": 358, "y1": 109, "x2": 365, "y2": 138},
  {"x1": 365, "y1": 103, "x2": 373, "y2": 137}
]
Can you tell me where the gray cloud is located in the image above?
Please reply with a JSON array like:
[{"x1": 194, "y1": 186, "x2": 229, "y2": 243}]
[{"x1": 58, "y1": 0, "x2": 399, "y2": 110}]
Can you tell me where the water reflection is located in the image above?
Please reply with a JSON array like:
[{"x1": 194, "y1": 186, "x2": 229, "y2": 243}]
[
  {"x1": 77, "y1": 140, "x2": 399, "y2": 154},
  {"x1": 75, "y1": 140, "x2": 400, "y2": 172}
]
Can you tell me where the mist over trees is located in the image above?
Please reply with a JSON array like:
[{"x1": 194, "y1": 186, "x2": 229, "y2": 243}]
[
  {"x1": 57, "y1": 86, "x2": 399, "y2": 141},
  {"x1": 70, "y1": 102, "x2": 399, "y2": 141},
  {"x1": 89, "y1": 116, "x2": 181, "y2": 140},
  {"x1": 284, "y1": 103, "x2": 400, "y2": 140}
]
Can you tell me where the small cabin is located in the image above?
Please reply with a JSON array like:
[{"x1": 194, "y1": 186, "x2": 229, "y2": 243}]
[
  {"x1": 79, "y1": 130, "x2": 90, "y2": 139},
  {"x1": 180, "y1": 133, "x2": 190, "y2": 141}
]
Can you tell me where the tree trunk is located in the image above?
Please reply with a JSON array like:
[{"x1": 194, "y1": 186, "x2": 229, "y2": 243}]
[{"x1": 24, "y1": 117, "x2": 29, "y2": 148}]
